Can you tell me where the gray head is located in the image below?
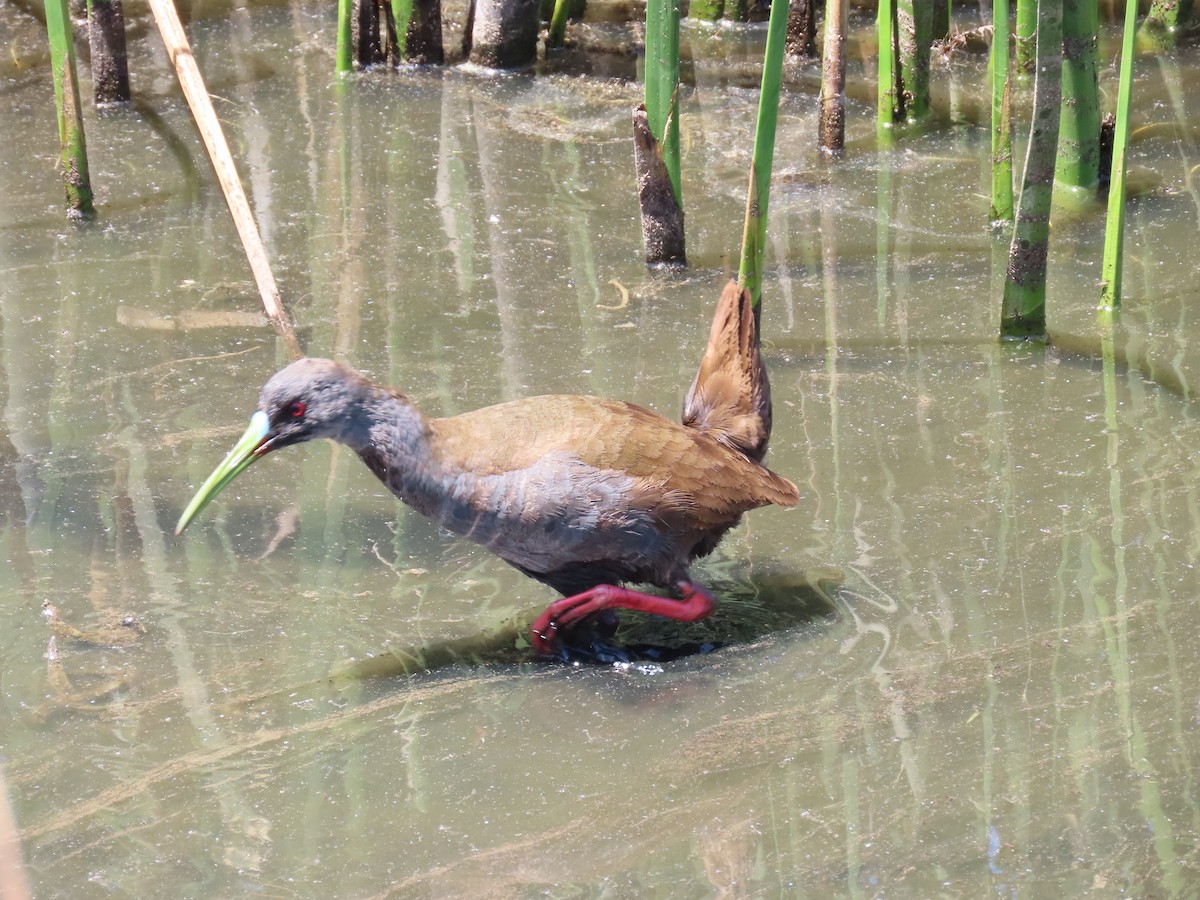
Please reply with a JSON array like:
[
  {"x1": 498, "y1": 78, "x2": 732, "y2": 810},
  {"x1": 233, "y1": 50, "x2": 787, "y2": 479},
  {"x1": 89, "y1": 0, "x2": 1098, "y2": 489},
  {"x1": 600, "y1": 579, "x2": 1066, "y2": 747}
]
[
  {"x1": 175, "y1": 358, "x2": 376, "y2": 534},
  {"x1": 256, "y1": 358, "x2": 376, "y2": 452}
]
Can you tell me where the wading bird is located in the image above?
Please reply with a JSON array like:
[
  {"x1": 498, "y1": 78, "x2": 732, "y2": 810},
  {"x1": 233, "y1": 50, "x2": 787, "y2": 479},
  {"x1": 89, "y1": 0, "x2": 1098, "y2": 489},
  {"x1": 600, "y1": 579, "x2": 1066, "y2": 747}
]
[{"x1": 175, "y1": 281, "x2": 799, "y2": 656}]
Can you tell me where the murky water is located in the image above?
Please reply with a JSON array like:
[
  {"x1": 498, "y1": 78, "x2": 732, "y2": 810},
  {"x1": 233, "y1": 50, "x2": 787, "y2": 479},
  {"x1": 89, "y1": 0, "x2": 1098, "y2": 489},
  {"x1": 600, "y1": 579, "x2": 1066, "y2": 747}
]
[{"x1": 3, "y1": 0, "x2": 1200, "y2": 895}]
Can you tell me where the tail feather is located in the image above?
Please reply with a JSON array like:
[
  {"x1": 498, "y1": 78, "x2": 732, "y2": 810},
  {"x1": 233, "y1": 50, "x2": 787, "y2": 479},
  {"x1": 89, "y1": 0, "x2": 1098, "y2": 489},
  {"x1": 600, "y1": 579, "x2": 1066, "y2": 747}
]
[{"x1": 682, "y1": 280, "x2": 773, "y2": 464}]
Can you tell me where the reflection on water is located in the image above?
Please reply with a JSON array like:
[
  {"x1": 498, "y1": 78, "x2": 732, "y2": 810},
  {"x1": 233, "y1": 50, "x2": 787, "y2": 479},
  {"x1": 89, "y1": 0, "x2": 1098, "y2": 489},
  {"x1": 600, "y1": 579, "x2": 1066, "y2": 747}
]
[{"x1": 3, "y1": 0, "x2": 1200, "y2": 895}]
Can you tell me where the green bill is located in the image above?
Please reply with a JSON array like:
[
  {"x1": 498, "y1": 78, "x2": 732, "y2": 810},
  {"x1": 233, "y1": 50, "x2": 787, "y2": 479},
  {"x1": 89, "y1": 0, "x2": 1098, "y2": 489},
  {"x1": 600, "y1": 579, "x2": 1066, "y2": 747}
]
[{"x1": 175, "y1": 411, "x2": 270, "y2": 535}]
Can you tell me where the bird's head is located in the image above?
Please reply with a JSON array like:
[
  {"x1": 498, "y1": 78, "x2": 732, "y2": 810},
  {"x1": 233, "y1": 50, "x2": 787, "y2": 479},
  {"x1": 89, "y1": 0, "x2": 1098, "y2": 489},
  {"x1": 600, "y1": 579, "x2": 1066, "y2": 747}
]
[{"x1": 174, "y1": 358, "x2": 373, "y2": 535}]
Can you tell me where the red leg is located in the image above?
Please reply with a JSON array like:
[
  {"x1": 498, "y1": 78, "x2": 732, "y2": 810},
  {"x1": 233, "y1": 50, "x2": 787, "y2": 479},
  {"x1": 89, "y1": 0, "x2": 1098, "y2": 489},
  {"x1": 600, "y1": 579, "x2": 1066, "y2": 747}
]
[{"x1": 530, "y1": 580, "x2": 716, "y2": 657}]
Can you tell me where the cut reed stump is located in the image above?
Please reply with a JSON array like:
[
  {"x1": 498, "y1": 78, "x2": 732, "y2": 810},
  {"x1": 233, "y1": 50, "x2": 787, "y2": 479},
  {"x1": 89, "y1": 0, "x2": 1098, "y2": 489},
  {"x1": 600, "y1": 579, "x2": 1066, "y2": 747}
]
[
  {"x1": 468, "y1": 0, "x2": 539, "y2": 68},
  {"x1": 354, "y1": 0, "x2": 385, "y2": 66},
  {"x1": 88, "y1": 0, "x2": 131, "y2": 105},
  {"x1": 819, "y1": 0, "x2": 846, "y2": 153},
  {"x1": 633, "y1": 104, "x2": 686, "y2": 267},
  {"x1": 786, "y1": 0, "x2": 817, "y2": 58},
  {"x1": 397, "y1": 0, "x2": 444, "y2": 63}
]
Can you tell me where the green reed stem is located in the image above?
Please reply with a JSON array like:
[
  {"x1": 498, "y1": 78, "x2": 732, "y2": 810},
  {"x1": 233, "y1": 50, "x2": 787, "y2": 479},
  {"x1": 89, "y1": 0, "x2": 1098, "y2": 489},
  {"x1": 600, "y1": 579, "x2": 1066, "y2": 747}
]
[
  {"x1": 989, "y1": 0, "x2": 1013, "y2": 222},
  {"x1": 548, "y1": 0, "x2": 570, "y2": 48},
  {"x1": 44, "y1": 0, "x2": 95, "y2": 219},
  {"x1": 1001, "y1": 0, "x2": 1062, "y2": 339},
  {"x1": 877, "y1": 0, "x2": 901, "y2": 130},
  {"x1": 1146, "y1": 0, "x2": 1191, "y2": 40},
  {"x1": 391, "y1": 0, "x2": 413, "y2": 56},
  {"x1": 896, "y1": 0, "x2": 931, "y2": 119},
  {"x1": 1100, "y1": 0, "x2": 1137, "y2": 309},
  {"x1": 337, "y1": 0, "x2": 353, "y2": 73},
  {"x1": 1015, "y1": 0, "x2": 1036, "y2": 73},
  {"x1": 1055, "y1": 0, "x2": 1100, "y2": 194},
  {"x1": 644, "y1": 0, "x2": 682, "y2": 204},
  {"x1": 737, "y1": 0, "x2": 788, "y2": 307},
  {"x1": 689, "y1": 0, "x2": 723, "y2": 22}
]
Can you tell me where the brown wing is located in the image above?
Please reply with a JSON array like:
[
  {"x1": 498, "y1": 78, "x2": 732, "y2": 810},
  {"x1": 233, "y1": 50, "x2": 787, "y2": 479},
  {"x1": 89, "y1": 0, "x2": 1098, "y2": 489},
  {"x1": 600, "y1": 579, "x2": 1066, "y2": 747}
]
[{"x1": 430, "y1": 394, "x2": 798, "y2": 529}]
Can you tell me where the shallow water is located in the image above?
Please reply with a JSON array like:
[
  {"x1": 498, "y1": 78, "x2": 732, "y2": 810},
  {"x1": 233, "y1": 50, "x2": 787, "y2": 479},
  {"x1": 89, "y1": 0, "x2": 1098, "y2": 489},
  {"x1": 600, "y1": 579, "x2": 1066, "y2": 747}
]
[{"x1": 3, "y1": 1, "x2": 1200, "y2": 896}]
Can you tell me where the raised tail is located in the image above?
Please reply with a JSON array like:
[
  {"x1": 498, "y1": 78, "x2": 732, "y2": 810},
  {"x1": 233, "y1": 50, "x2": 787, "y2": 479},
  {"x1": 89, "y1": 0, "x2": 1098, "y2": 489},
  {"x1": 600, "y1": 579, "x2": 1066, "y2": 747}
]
[{"x1": 682, "y1": 280, "x2": 774, "y2": 464}]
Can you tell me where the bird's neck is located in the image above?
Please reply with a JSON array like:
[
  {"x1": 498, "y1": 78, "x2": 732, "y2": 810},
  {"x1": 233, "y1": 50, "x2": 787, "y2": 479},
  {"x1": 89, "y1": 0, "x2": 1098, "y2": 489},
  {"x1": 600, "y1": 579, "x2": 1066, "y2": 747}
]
[{"x1": 349, "y1": 389, "x2": 448, "y2": 516}]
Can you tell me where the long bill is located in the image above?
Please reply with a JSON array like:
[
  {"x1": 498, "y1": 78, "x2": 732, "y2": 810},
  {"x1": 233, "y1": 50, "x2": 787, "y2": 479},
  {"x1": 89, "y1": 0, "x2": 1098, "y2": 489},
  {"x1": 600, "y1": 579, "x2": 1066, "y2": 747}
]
[{"x1": 175, "y1": 411, "x2": 271, "y2": 535}]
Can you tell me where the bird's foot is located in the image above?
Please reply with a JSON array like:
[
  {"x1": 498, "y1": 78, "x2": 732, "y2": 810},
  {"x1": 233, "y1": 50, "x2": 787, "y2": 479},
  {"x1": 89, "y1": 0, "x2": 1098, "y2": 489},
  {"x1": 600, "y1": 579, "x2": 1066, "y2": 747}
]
[{"x1": 530, "y1": 580, "x2": 716, "y2": 658}]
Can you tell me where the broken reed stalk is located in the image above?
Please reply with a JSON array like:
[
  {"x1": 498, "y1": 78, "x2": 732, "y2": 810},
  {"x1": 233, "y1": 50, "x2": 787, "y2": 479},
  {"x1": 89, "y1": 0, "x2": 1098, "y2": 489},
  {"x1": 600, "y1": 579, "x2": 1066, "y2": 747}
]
[
  {"x1": 736, "y1": 0, "x2": 788, "y2": 307},
  {"x1": 145, "y1": 0, "x2": 300, "y2": 355},
  {"x1": 989, "y1": 0, "x2": 1013, "y2": 222},
  {"x1": 0, "y1": 765, "x2": 31, "y2": 900},
  {"x1": 1001, "y1": 0, "x2": 1062, "y2": 340},
  {"x1": 44, "y1": 0, "x2": 96, "y2": 219},
  {"x1": 1100, "y1": 0, "x2": 1137, "y2": 309}
]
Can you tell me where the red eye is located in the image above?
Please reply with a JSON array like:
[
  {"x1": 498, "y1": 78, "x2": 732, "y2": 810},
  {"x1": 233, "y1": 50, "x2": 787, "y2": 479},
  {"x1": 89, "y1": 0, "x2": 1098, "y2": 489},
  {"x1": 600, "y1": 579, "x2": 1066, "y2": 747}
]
[{"x1": 287, "y1": 401, "x2": 306, "y2": 418}]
